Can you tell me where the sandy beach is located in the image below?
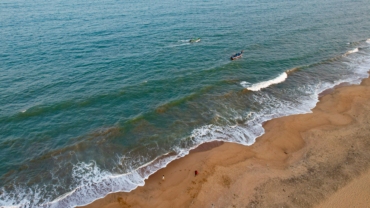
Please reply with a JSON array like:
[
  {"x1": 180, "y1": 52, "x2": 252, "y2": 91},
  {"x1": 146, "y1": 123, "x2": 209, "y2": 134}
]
[{"x1": 80, "y1": 74, "x2": 370, "y2": 208}]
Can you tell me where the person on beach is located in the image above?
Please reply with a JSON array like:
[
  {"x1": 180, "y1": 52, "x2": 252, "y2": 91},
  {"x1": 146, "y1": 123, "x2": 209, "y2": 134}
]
[
  {"x1": 195, "y1": 170, "x2": 198, "y2": 176},
  {"x1": 162, "y1": 175, "x2": 165, "y2": 180}
]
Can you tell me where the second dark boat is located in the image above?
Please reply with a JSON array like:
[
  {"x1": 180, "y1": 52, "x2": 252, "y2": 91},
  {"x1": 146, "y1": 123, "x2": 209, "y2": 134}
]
[{"x1": 231, "y1": 50, "x2": 243, "y2": 60}]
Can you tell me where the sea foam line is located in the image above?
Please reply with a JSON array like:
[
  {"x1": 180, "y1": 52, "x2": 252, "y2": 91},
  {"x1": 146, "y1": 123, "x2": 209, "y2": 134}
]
[{"x1": 240, "y1": 72, "x2": 288, "y2": 91}]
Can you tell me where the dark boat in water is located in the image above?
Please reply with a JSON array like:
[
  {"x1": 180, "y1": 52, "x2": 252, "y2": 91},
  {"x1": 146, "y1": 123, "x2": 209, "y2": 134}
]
[{"x1": 231, "y1": 50, "x2": 243, "y2": 60}]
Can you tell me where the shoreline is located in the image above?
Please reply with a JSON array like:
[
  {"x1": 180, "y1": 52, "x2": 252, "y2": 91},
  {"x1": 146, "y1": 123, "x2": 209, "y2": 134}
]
[{"x1": 80, "y1": 74, "x2": 370, "y2": 208}]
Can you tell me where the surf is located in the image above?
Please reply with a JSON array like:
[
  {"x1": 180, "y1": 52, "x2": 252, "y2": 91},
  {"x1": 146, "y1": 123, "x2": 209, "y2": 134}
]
[
  {"x1": 240, "y1": 72, "x2": 288, "y2": 91},
  {"x1": 344, "y1": 48, "x2": 359, "y2": 56}
]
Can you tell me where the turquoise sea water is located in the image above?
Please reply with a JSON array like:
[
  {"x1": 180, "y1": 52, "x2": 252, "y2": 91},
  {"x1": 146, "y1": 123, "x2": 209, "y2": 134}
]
[{"x1": 1, "y1": 0, "x2": 370, "y2": 207}]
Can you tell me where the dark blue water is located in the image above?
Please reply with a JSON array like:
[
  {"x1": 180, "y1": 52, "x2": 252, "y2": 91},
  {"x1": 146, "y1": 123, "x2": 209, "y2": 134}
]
[{"x1": 1, "y1": 0, "x2": 370, "y2": 207}]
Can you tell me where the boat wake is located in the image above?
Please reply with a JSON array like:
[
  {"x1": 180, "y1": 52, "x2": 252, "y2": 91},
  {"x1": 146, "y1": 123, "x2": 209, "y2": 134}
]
[{"x1": 167, "y1": 42, "x2": 190, "y2": 48}]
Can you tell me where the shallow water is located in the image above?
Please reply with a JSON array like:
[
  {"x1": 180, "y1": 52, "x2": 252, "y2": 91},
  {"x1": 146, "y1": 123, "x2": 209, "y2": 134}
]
[{"x1": 1, "y1": 0, "x2": 370, "y2": 207}]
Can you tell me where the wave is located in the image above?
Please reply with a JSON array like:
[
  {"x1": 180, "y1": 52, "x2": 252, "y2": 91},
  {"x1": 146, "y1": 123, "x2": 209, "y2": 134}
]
[
  {"x1": 344, "y1": 48, "x2": 359, "y2": 56},
  {"x1": 348, "y1": 48, "x2": 359, "y2": 54},
  {"x1": 240, "y1": 72, "x2": 288, "y2": 91},
  {"x1": 285, "y1": 67, "x2": 300, "y2": 74},
  {"x1": 366, "y1": 39, "x2": 370, "y2": 44}
]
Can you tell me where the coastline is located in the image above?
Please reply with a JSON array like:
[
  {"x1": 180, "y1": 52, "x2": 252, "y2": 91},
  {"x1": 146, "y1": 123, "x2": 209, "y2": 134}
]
[{"x1": 80, "y1": 74, "x2": 370, "y2": 208}]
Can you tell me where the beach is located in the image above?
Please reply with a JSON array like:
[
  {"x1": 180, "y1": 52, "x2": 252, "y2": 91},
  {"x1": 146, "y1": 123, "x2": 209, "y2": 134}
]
[{"x1": 80, "y1": 74, "x2": 370, "y2": 208}]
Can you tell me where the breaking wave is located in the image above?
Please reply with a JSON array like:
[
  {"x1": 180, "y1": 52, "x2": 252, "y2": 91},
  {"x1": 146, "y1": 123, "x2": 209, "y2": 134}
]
[
  {"x1": 240, "y1": 72, "x2": 288, "y2": 91},
  {"x1": 344, "y1": 48, "x2": 359, "y2": 56}
]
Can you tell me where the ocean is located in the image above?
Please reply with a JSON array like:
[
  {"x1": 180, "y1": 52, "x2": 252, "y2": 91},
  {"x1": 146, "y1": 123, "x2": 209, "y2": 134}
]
[{"x1": 1, "y1": 0, "x2": 370, "y2": 207}]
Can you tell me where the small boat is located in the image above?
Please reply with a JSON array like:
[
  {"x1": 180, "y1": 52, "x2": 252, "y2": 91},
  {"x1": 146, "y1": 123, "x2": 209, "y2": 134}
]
[
  {"x1": 230, "y1": 50, "x2": 243, "y2": 60},
  {"x1": 189, "y1": 38, "x2": 201, "y2": 43}
]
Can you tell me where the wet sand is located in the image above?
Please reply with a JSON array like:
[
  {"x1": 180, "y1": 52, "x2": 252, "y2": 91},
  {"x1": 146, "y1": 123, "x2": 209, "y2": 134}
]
[{"x1": 80, "y1": 75, "x2": 370, "y2": 208}]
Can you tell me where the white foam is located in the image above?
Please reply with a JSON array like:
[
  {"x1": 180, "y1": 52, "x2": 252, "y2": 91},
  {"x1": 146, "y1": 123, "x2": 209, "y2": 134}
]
[
  {"x1": 44, "y1": 162, "x2": 146, "y2": 207},
  {"x1": 366, "y1": 39, "x2": 370, "y2": 44},
  {"x1": 241, "y1": 72, "x2": 288, "y2": 91},
  {"x1": 240, "y1": 81, "x2": 250, "y2": 86},
  {"x1": 344, "y1": 48, "x2": 359, "y2": 56},
  {"x1": 349, "y1": 48, "x2": 359, "y2": 54},
  {"x1": 20, "y1": 107, "x2": 31, "y2": 113}
]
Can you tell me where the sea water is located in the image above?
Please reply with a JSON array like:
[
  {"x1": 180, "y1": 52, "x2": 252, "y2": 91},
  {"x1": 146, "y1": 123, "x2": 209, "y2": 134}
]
[{"x1": 1, "y1": 0, "x2": 370, "y2": 207}]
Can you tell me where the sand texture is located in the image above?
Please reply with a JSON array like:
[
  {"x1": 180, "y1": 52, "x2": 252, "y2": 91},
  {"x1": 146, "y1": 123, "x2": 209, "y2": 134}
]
[{"x1": 80, "y1": 76, "x2": 370, "y2": 208}]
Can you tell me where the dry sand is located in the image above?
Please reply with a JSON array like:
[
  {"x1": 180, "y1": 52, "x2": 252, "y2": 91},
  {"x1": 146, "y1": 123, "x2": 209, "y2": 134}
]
[{"x1": 80, "y1": 75, "x2": 370, "y2": 208}]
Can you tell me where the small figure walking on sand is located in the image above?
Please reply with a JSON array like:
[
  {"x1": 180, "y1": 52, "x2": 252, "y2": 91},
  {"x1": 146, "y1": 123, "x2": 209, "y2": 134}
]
[
  {"x1": 195, "y1": 170, "x2": 198, "y2": 176},
  {"x1": 162, "y1": 175, "x2": 165, "y2": 180}
]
